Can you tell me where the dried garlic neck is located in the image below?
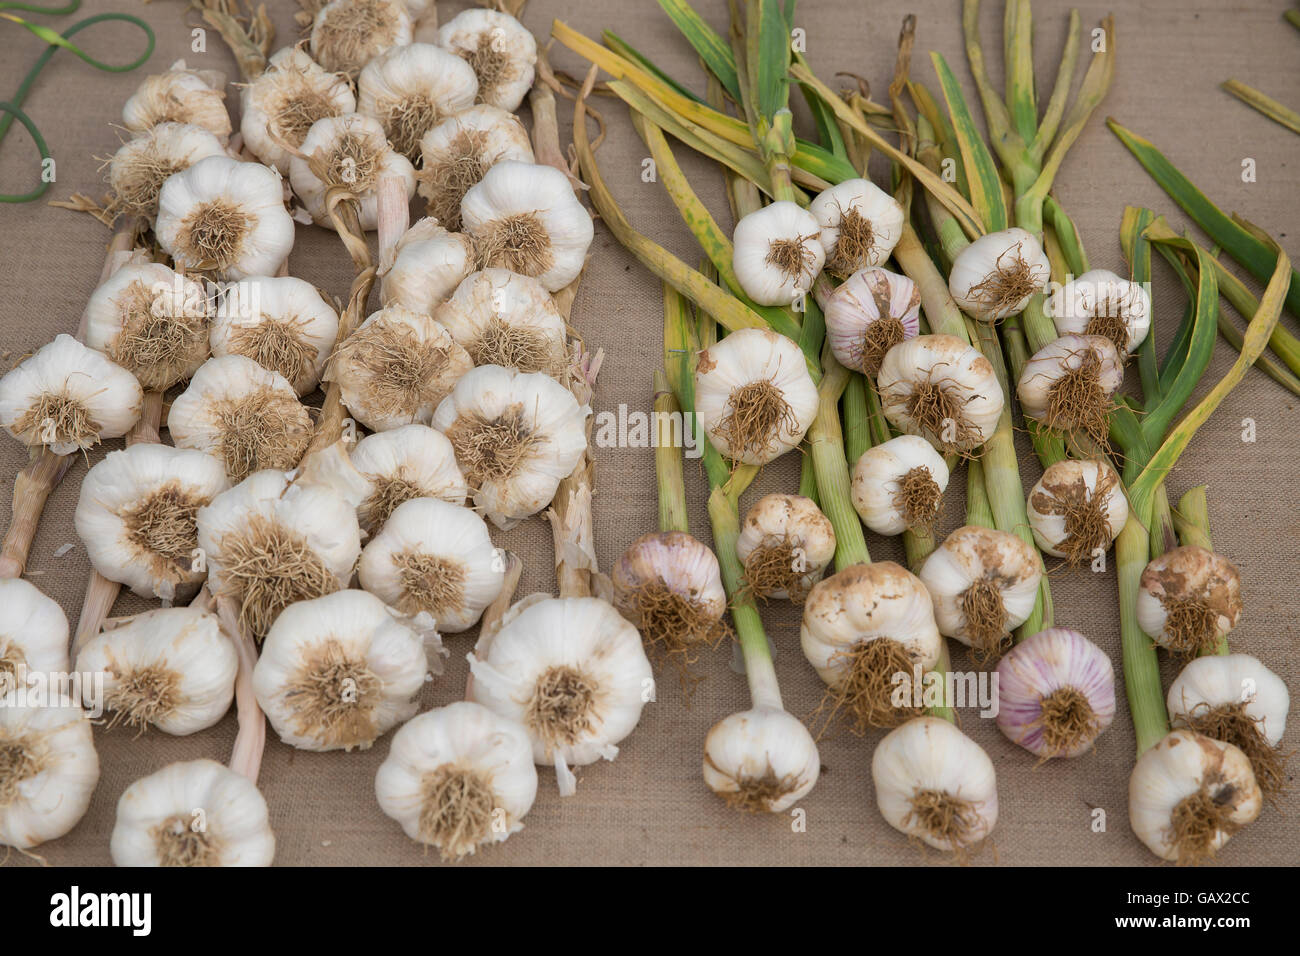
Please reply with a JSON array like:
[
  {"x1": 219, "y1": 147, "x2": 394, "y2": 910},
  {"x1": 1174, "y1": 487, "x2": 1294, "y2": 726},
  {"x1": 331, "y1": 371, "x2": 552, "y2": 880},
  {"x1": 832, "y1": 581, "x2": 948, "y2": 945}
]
[
  {"x1": 418, "y1": 765, "x2": 497, "y2": 861},
  {"x1": 287, "y1": 639, "x2": 382, "y2": 749},
  {"x1": 526, "y1": 665, "x2": 600, "y2": 752}
]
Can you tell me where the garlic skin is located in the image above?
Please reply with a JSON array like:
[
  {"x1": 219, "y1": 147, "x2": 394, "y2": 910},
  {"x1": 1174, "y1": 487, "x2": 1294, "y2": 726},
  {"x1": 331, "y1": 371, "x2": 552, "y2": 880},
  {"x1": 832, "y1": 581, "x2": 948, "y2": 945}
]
[
  {"x1": 851, "y1": 435, "x2": 950, "y2": 536},
  {"x1": 122, "y1": 61, "x2": 231, "y2": 143},
  {"x1": 359, "y1": 497, "x2": 504, "y2": 632},
  {"x1": 211, "y1": 276, "x2": 340, "y2": 397},
  {"x1": 0, "y1": 579, "x2": 69, "y2": 689},
  {"x1": 75, "y1": 443, "x2": 230, "y2": 600},
  {"x1": 694, "y1": 328, "x2": 819, "y2": 465},
  {"x1": 436, "y1": 8, "x2": 538, "y2": 112},
  {"x1": 877, "y1": 334, "x2": 1004, "y2": 453},
  {"x1": 702, "y1": 708, "x2": 820, "y2": 812},
  {"x1": 872, "y1": 717, "x2": 998, "y2": 852},
  {"x1": 994, "y1": 627, "x2": 1116, "y2": 758},
  {"x1": 1129, "y1": 730, "x2": 1262, "y2": 863},
  {"x1": 357, "y1": 43, "x2": 479, "y2": 160},
  {"x1": 948, "y1": 227, "x2": 1051, "y2": 320},
  {"x1": 1048, "y1": 268, "x2": 1152, "y2": 355},
  {"x1": 379, "y1": 218, "x2": 476, "y2": 316},
  {"x1": 1027, "y1": 458, "x2": 1127, "y2": 562},
  {"x1": 155, "y1": 155, "x2": 296, "y2": 280},
  {"x1": 0, "y1": 334, "x2": 143, "y2": 455},
  {"x1": 736, "y1": 493, "x2": 836, "y2": 600},
  {"x1": 417, "y1": 105, "x2": 534, "y2": 231},
  {"x1": 461, "y1": 160, "x2": 594, "y2": 293},
  {"x1": 1168, "y1": 654, "x2": 1289, "y2": 748},
  {"x1": 240, "y1": 46, "x2": 357, "y2": 174},
  {"x1": 0, "y1": 691, "x2": 98, "y2": 849},
  {"x1": 168, "y1": 355, "x2": 313, "y2": 482},
  {"x1": 108, "y1": 122, "x2": 226, "y2": 220},
  {"x1": 435, "y1": 268, "x2": 569, "y2": 376},
  {"x1": 310, "y1": 0, "x2": 414, "y2": 77},
  {"x1": 111, "y1": 759, "x2": 274, "y2": 867},
  {"x1": 291, "y1": 114, "x2": 417, "y2": 232},
  {"x1": 809, "y1": 178, "x2": 905, "y2": 275},
  {"x1": 254, "y1": 589, "x2": 429, "y2": 752},
  {"x1": 75, "y1": 606, "x2": 237, "y2": 736},
  {"x1": 732, "y1": 200, "x2": 826, "y2": 306},
  {"x1": 1137, "y1": 545, "x2": 1242, "y2": 657},
  {"x1": 350, "y1": 424, "x2": 467, "y2": 533},
  {"x1": 1016, "y1": 334, "x2": 1123, "y2": 439},
  {"x1": 376, "y1": 701, "x2": 537, "y2": 859},
  {"x1": 433, "y1": 364, "x2": 590, "y2": 529},
  {"x1": 824, "y1": 267, "x2": 921, "y2": 375},
  {"x1": 612, "y1": 531, "x2": 728, "y2": 662}
]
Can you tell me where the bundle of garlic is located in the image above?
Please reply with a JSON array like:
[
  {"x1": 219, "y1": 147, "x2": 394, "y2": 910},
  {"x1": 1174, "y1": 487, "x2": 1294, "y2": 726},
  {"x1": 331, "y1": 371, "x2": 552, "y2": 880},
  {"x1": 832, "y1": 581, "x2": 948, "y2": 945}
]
[
  {"x1": 106, "y1": 123, "x2": 227, "y2": 222},
  {"x1": 357, "y1": 43, "x2": 479, "y2": 160},
  {"x1": 0, "y1": 578, "x2": 69, "y2": 690},
  {"x1": 1047, "y1": 268, "x2": 1152, "y2": 356},
  {"x1": 417, "y1": 106, "x2": 534, "y2": 231},
  {"x1": 290, "y1": 114, "x2": 417, "y2": 232},
  {"x1": 947, "y1": 227, "x2": 1050, "y2": 321},
  {"x1": 1026, "y1": 458, "x2": 1128, "y2": 565},
  {"x1": 808, "y1": 178, "x2": 905, "y2": 277},
  {"x1": 436, "y1": 8, "x2": 538, "y2": 112},
  {"x1": 309, "y1": 0, "x2": 413, "y2": 76},
  {"x1": 735, "y1": 493, "x2": 835, "y2": 601},
  {"x1": 1016, "y1": 334, "x2": 1124, "y2": 448},
  {"x1": 240, "y1": 46, "x2": 357, "y2": 174},
  {"x1": 435, "y1": 268, "x2": 569, "y2": 376},
  {"x1": 876, "y1": 334, "x2": 1004, "y2": 453},
  {"x1": 851, "y1": 435, "x2": 950, "y2": 536},
  {"x1": 378, "y1": 218, "x2": 476, "y2": 316},
  {"x1": 822, "y1": 266, "x2": 920, "y2": 375},
  {"x1": 122, "y1": 60, "x2": 232, "y2": 143},
  {"x1": 1136, "y1": 545, "x2": 1242, "y2": 658}
]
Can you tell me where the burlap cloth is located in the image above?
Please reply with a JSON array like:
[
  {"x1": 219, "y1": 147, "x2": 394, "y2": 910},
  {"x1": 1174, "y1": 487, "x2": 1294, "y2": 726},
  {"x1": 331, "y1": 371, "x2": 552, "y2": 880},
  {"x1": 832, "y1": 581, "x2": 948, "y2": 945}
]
[{"x1": 0, "y1": 0, "x2": 1295, "y2": 866}]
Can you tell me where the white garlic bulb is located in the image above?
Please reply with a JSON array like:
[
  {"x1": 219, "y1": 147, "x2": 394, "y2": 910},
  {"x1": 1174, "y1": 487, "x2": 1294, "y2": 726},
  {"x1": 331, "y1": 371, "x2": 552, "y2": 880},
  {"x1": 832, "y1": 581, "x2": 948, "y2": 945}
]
[
  {"x1": 75, "y1": 606, "x2": 237, "y2": 735},
  {"x1": 872, "y1": 717, "x2": 998, "y2": 853},
  {"x1": 1016, "y1": 334, "x2": 1123, "y2": 443},
  {"x1": 694, "y1": 328, "x2": 818, "y2": 465},
  {"x1": 436, "y1": 8, "x2": 538, "y2": 112},
  {"x1": 732, "y1": 200, "x2": 826, "y2": 306},
  {"x1": 824, "y1": 266, "x2": 921, "y2": 375},
  {"x1": 418, "y1": 105, "x2": 534, "y2": 231},
  {"x1": 809, "y1": 178, "x2": 905, "y2": 276},
  {"x1": 1048, "y1": 268, "x2": 1152, "y2": 355},
  {"x1": 310, "y1": 0, "x2": 414, "y2": 77},
  {"x1": 122, "y1": 60, "x2": 231, "y2": 143},
  {"x1": 240, "y1": 46, "x2": 357, "y2": 174},
  {"x1": 111, "y1": 759, "x2": 275, "y2": 866},
  {"x1": 948, "y1": 226, "x2": 1050, "y2": 320},
  {"x1": 461, "y1": 160, "x2": 594, "y2": 292},
  {"x1": 75, "y1": 443, "x2": 230, "y2": 600},
  {"x1": 877, "y1": 334, "x2": 1003, "y2": 453},
  {"x1": 376, "y1": 701, "x2": 537, "y2": 859},
  {"x1": 702, "y1": 707, "x2": 820, "y2": 812},
  {"x1": 358, "y1": 43, "x2": 478, "y2": 160},
  {"x1": 435, "y1": 268, "x2": 568, "y2": 376},
  {"x1": 851, "y1": 434, "x2": 950, "y2": 536},
  {"x1": 0, "y1": 334, "x2": 143, "y2": 455},
  {"x1": 155, "y1": 155, "x2": 296, "y2": 280},
  {"x1": 1137, "y1": 545, "x2": 1242, "y2": 657},
  {"x1": 379, "y1": 218, "x2": 476, "y2": 315},
  {"x1": 611, "y1": 531, "x2": 728, "y2": 662},
  {"x1": 168, "y1": 354, "x2": 313, "y2": 482},
  {"x1": 108, "y1": 122, "x2": 226, "y2": 220},
  {"x1": 350, "y1": 423, "x2": 467, "y2": 533},
  {"x1": 433, "y1": 364, "x2": 589, "y2": 528},
  {"x1": 290, "y1": 114, "x2": 417, "y2": 232},
  {"x1": 1026, "y1": 458, "x2": 1128, "y2": 563},
  {"x1": 736, "y1": 492, "x2": 836, "y2": 600},
  {"x1": 0, "y1": 579, "x2": 69, "y2": 689}
]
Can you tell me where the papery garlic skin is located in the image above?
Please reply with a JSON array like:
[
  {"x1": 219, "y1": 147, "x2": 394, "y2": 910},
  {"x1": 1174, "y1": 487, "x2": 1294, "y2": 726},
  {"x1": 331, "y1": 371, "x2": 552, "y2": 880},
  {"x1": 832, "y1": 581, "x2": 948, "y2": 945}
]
[
  {"x1": 0, "y1": 691, "x2": 98, "y2": 849},
  {"x1": 122, "y1": 61, "x2": 231, "y2": 143},
  {"x1": 1027, "y1": 458, "x2": 1128, "y2": 561},
  {"x1": 824, "y1": 267, "x2": 921, "y2": 375},
  {"x1": 240, "y1": 47, "x2": 357, "y2": 174},
  {"x1": 379, "y1": 218, "x2": 476, "y2": 315},
  {"x1": 877, "y1": 334, "x2": 1003, "y2": 453},
  {"x1": 702, "y1": 708, "x2": 820, "y2": 812},
  {"x1": 110, "y1": 759, "x2": 274, "y2": 866},
  {"x1": 310, "y1": 0, "x2": 414, "y2": 77},
  {"x1": 732, "y1": 201, "x2": 826, "y2": 306},
  {"x1": 0, "y1": 579, "x2": 69, "y2": 688},
  {"x1": 0, "y1": 334, "x2": 143, "y2": 455},
  {"x1": 735, "y1": 493, "x2": 836, "y2": 600},
  {"x1": 417, "y1": 105, "x2": 534, "y2": 231},
  {"x1": 851, "y1": 435, "x2": 950, "y2": 536},
  {"x1": 461, "y1": 160, "x2": 594, "y2": 292},
  {"x1": 357, "y1": 43, "x2": 479, "y2": 160},
  {"x1": 435, "y1": 268, "x2": 568, "y2": 376},
  {"x1": 809, "y1": 178, "x2": 905, "y2": 275},
  {"x1": 291, "y1": 114, "x2": 417, "y2": 232},
  {"x1": 1048, "y1": 268, "x2": 1152, "y2": 355},
  {"x1": 108, "y1": 122, "x2": 226, "y2": 220},
  {"x1": 694, "y1": 328, "x2": 819, "y2": 465},
  {"x1": 948, "y1": 227, "x2": 1050, "y2": 320},
  {"x1": 1167, "y1": 654, "x2": 1289, "y2": 747},
  {"x1": 75, "y1": 606, "x2": 237, "y2": 735},
  {"x1": 1136, "y1": 545, "x2": 1242, "y2": 655},
  {"x1": 350, "y1": 424, "x2": 467, "y2": 532},
  {"x1": 872, "y1": 717, "x2": 998, "y2": 852},
  {"x1": 376, "y1": 701, "x2": 537, "y2": 858},
  {"x1": 436, "y1": 8, "x2": 538, "y2": 112},
  {"x1": 1016, "y1": 334, "x2": 1123, "y2": 435}
]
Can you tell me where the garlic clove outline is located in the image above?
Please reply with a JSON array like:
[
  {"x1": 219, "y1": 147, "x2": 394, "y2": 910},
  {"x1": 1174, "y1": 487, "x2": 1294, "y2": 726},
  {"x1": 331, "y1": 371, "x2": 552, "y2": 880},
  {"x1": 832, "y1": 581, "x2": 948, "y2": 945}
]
[
  {"x1": 0, "y1": 578, "x2": 70, "y2": 691},
  {"x1": 379, "y1": 218, "x2": 477, "y2": 316},
  {"x1": 350, "y1": 423, "x2": 468, "y2": 533},
  {"x1": 122, "y1": 60, "x2": 231, "y2": 143},
  {"x1": 434, "y1": 267, "x2": 569, "y2": 378}
]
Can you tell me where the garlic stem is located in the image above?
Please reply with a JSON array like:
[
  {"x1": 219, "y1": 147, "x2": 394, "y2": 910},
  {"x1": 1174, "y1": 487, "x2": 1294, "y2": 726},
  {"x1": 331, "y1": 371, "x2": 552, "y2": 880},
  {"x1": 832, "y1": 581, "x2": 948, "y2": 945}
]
[
  {"x1": 965, "y1": 458, "x2": 995, "y2": 530},
  {"x1": 216, "y1": 595, "x2": 265, "y2": 785},
  {"x1": 808, "y1": 357, "x2": 870, "y2": 570},
  {"x1": 465, "y1": 551, "x2": 523, "y2": 701},
  {"x1": 1118, "y1": 509, "x2": 1170, "y2": 755},
  {"x1": 654, "y1": 369, "x2": 689, "y2": 535}
]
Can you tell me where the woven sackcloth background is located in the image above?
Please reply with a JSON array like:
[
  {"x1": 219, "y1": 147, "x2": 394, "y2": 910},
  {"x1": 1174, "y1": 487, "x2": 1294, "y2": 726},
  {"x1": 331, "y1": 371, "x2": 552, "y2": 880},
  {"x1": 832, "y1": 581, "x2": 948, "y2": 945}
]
[{"x1": 0, "y1": 0, "x2": 1296, "y2": 867}]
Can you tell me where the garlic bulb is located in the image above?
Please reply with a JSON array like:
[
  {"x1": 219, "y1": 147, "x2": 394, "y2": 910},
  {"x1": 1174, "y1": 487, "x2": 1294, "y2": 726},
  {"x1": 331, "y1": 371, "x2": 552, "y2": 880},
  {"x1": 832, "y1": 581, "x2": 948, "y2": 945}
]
[
  {"x1": 824, "y1": 266, "x2": 920, "y2": 375},
  {"x1": 702, "y1": 708, "x2": 820, "y2": 812},
  {"x1": 376, "y1": 701, "x2": 537, "y2": 859},
  {"x1": 801, "y1": 562, "x2": 942, "y2": 731},
  {"x1": 433, "y1": 364, "x2": 589, "y2": 528},
  {"x1": 436, "y1": 8, "x2": 538, "y2": 112},
  {"x1": 290, "y1": 114, "x2": 417, "y2": 232},
  {"x1": 0, "y1": 579, "x2": 69, "y2": 689},
  {"x1": 196, "y1": 469, "x2": 361, "y2": 641},
  {"x1": 919, "y1": 525, "x2": 1043, "y2": 661},
  {"x1": 436, "y1": 268, "x2": 568, "y2": 377},
  {"x1": 994, "y1": 627, "x2": 1116, "y2": 758},
  {"x1": 83, "y1": 261, "x2": 212, "y2": 392},
  {"x1": 735, "y1": 493, "x2": 835, "y2": 601},
  {"x1": 1137, "y1": 545, "x2": 1242, "y2": 657},
  {"x1": 358, "y1": 43, "x2": 478, "y2": 160},
  {"x1": 168, "y1": 355, "x2": 313, "y2": 482},
  {"x1": 0, "y1": 691, "x2": 98, "y2": 849},
  {"x1": 468, "y1": 596, "x2": 653, "y2": 795},
  {"x1": 75, "y1": 443, "x2": 230, "y2": 600},
  {"x1": 0, "y1": 334, "x2": 142, "y2": 455},
  {"x1": 461, "y1": 160, "x2": 594, "y2": 292},
  {"x1": 75, "y1": 606, "x2": 237, "y2": 735},
  {"x1": 1129, "y1": 730, "x2": 1262, "y2": 863},
  {"x1": 1027, "y1": 458, "x2": 1128, "y2": 564},
  {"x1": 417, "y1": 105, "x2": 534, "y2": 231},
  {"x1": 809, "y1": 178, "x2": 905, "y2": 276},
  {"x1": 122, "y1": 61, "x2": 231, "y2": 143},
  {"x1": 732, "y1": 200, "x2": 826, "y2": 306},
  {"x1": 108, "y1": 122, "x2": 226, "y2": 220},
  {"x1": 611, "y1": 531, "x2": 728, "y2": 663},
  {"x1": 379, "y1": 218, "x2": 476, "y2": 315},
  {"x1": 211, "y1": 275, "x2": 340, "y2": 397},
  {"x1": 155, "y1": 155, "x2": 296, "y2": 280},
  {"x1": 350, "y1": 423, "x2": 467, "y2": 533},
  {"x1": 240, "y1": 46, "x2": 357, "y2": 174},
  {"x1": 110, "y1": 759, "x2": 274, "y2": 866},
  {"x1": 948, "y1": 226, "x2": 1051, "y2": 320},
  {"x1": 331, "y1": 306, "x2": 473, "y2": 433},
  {"x1": 694, "y1": 328, "x2": 818, "y2": 465},
  {"x1": 310, "y1": 0, "x2": 414, "y2": 76},
  {"x1": 877, "y1": 334, "x2": 1004, "y2": 453},
  {"x1": 1017, "y1": 334, "x2": 1123, "y2": 445},
  {"x1": 851, "y1": 434, "x2": 950, "y2": 535},
  {"x1": 1048, "y1": 268, "x2": 1152, "y2": 355},
  {"x1": 359, "y1": 497, "x2": 504, "y2": 632},
  {"x1": 253, "y1": 589, "x2": 429, "y2": 752},
  {"x1": 872, "y1": 717, "x2": 998, "y2": 853}
]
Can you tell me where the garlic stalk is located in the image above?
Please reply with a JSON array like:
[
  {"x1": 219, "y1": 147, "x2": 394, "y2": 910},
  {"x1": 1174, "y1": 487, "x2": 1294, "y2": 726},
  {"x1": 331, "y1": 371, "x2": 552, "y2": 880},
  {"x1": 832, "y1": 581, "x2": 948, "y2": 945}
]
[
  {"x1": 417, "y1": 105, "x2": 534, "y2": 231},
  {"x1": 1137, "y1": 545, "x2": 1242, "y2": 658},
  {"x1": 350, "y1": 423, "x2": 467, "y2": 533},
  {"x1": 357, "y1": 43, "x2": 479, "y2": 160},
  {"x1": 823, "y1": 266, "x2": 920, "y2": 375},
  {"x1": 240, "y1": 46, "x2": 356, "y2": 174},
  {"x1": 309, "y1": 0, "x2": 414, "y2": 77},
  {"x1": 0, "y1": 578, "x2": 69, "y2": 689},
  {"x1": 290, "y1": 114, "x2": 417, "y2": 232},
  {"x1": 851, "y1": 434, "x2": 950, "y2": 536},
  {"x1": 876, "y1": 333, "x2": 1004, "y2": 453},
  {"x1": 378, "y1": 218, "x2": 476, "y2": 316},
  {"x1": 735, "y1": 492, "x2": 835, "y2": 601},
  {"x1": 1047, "y1": 268, "x2": 1152, "y2": 356},
  {"x1": 731, "y1": 200, "x2": 825, "y2": 306},
  {"x1": 436, "y1": 8, "x2": 538, "y2": 112},
  {"x1": 947, "y1": 227, "x2": 1050, "y2": 321},
  {"x1": 1026, "y1": 458, "x2": 1128, "y2": 565},
  {"x1": 1016, "y1": 333, "x2": 1123, "y2": 448},
  {"x1": 435, "y1": 268, "x2": 569, "y2": 376},
  {"x1": 122, "y1": 60, "x2": 231, "y2": 143},
  {"x1": 808, "y1": 178, "x2": 905, "y2": 276},
  {"x1": 107, "y1": 122, "x2": 226, "y2": 221}
]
